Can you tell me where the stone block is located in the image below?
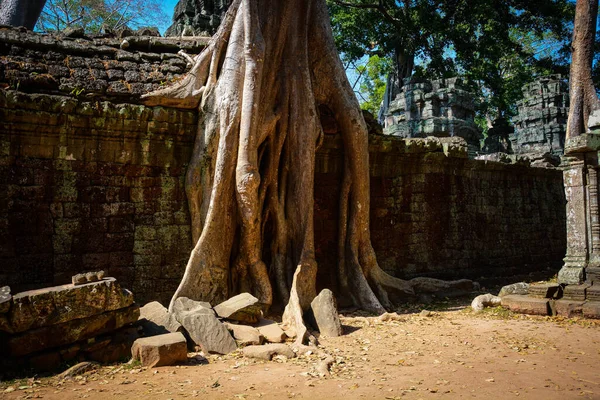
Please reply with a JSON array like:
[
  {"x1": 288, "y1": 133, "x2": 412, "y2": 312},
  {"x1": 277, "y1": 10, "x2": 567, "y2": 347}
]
[
  {"x1": 582, "y1": 301, "x2": 600, "y2": 319},
  {"x1": 553, "y1": 300, "x2": 584, "y2": 318},
  {"x1": 586, "y1": 267, "x2": 600, "y2": 284},
  {"x1": 138, "y1": 301, "x2": 182, "y2": 336},
  {"x1": 6, "y1": 304, "x2": 139, "y2": 356},
  {"x1": 562, "y1": 284, "x2": 590, "y2": 301},
  {"x1": 586, "y1": 285, "x2": 600, "y2": 302},
  {"x1": 6, "y1": 278, "x2": 134, "y2": 333},
  {"x1": 224, "y1": 322, "x2": 263, "y2": 346},
  {"x1": 256, "y1": 319, "x2": 286, "y2": 343},
  {"x1": 131, "y1": 332, "x2": 187, "y2": 367},
  {"x1": 214, "y1": 293, "x2": 263, "y2": 324},
  {"x1": 501, "y1": 295, "x2": 550, "y2": 316},
  {"x1": 498, "y1": 282, "x2": 529, "y2": 297},
  {"x1": 310, "y1": 289, "x2": 342, "y2": 337},
  {"x1": 173, "y1": 297, "x2": 236, "y2": 354},
  {"x1": 528, "y1": 283, "x2": 561, "y2": 299},
  {"x1": 242, "y1": 344, "x2": 295, "y2": 361}
]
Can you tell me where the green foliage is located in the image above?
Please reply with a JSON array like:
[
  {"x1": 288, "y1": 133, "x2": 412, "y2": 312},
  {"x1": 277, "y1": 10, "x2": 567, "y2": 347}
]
[
  {"x1": 350, "y1": 55, "x2": 393, "y2": 114},
  {"x1": 328, "y1": 0, "x2": 574, "y2": 121},
  {"x1": 35, "y1": 0, "x2": 169, "y2": 34}
]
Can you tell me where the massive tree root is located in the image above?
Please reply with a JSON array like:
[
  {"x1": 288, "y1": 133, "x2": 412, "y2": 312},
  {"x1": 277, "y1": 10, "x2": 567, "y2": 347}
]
[{"x1": 143, "y1": 0, "x2": 474, "y2": 344}]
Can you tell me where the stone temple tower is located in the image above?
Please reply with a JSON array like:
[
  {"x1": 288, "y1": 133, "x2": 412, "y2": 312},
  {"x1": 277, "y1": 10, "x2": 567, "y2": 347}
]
[{"x1": 165, "y1": 0, "x2": 232, "y2": 37}]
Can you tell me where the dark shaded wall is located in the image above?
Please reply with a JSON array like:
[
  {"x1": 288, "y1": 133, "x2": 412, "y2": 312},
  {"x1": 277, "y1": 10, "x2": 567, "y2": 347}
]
[{"x1": 314, "y1": 136, "x2": 566, "y2": 287}]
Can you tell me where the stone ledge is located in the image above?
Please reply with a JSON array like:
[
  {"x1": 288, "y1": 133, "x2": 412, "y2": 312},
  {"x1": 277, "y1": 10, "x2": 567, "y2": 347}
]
[
  {"x1": 501, "y1": 295, "x2": 550, "y2": 315},
  {"x1": 6, "y1": 277, "x2": 134, "y2": 333}
]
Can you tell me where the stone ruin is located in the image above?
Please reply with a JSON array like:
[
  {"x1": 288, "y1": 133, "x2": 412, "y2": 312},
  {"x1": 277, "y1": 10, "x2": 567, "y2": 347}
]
[
  {"x1": 165, "y1": 0, "x2": 232, "y2": 37},
  {"x1": 0, "y1": 276, "x2": 140, "y2": 372},
  {"x1": 382, "y1": 77, "x2": 483, "y2": 158},
  {"x1": 510, "y1": 75, "x2": 569, "y2": 156}
]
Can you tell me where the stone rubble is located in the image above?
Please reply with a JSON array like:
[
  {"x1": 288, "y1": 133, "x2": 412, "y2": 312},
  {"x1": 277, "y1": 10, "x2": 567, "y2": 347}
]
[
  {"x1": 214, "y1": 293, "x2": 263, "y2": 324},
  {"x1": 256, "y1": 319, "x2": 287, "y2": 343},
  {"x1": 242, "y1": 343, "x2": 296, "y2": 361},
  {"x1": 138, "y1": 301, "x2": 182, "y2": 336},
  {"x1": 310, "y1": 289, "x2": 343, "y2": 337},
  {"x1": 131, "y1": 332, "x2": 188, "y2": 367},
  {"x1": 0, "y1": 277, "x2": 140, "y2": 372},
  {"x1": 224, "y1": 322, "x2": 264, "y2": 346}
]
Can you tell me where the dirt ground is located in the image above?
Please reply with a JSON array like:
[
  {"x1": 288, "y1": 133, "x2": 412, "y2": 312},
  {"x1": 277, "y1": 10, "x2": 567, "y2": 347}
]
[{"x1": 2, "y1": 302, "x2": 600, "y2": 400}]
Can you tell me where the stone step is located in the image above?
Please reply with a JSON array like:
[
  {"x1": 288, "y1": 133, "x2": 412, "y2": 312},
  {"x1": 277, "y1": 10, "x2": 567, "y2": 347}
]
[
  {"x1": 501, "y1": 295, "x2": 550, "y2": 316},
  {"x1": 528, "y1": 283, "x2": 561, "y2": 299},
  {"x1": 562, "y1": 284, "x2": 590, "y2": 301}
]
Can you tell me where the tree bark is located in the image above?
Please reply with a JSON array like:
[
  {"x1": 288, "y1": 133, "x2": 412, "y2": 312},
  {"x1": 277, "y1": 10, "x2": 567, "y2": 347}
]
[
  {"x1": 143, "y1": 0, "x2": 475, "y2": 344},
  {"x1": 566, "y1": 0, "x2": 600, "y2": 138},
  {"x1": 0, "y1": 0, "x2": 47, "y2": 29}
]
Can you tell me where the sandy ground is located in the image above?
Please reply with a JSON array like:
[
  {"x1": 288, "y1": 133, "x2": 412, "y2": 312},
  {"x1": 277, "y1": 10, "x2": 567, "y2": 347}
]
[{"x1": 2, "y1": 303, "x2": 600, "y2": 400}]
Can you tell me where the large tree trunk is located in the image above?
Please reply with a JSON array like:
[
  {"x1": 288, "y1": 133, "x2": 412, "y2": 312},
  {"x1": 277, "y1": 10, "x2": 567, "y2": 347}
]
[
  {"x1": 0, "y1": 0, "x2": 47, "y2": 29},
  {"x1": 143, "y1": 0, "x2": 473, "y2": 344},
  {"x1": 567, "y1": 0, "x2": 600, "y2": 138}
]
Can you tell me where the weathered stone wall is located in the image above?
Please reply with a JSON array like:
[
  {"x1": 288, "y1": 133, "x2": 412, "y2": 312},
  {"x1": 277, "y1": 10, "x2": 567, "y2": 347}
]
[
  {"x1": 0, "y1": 91, "x2": 196, "y2": 305},
  {"x1": 314, "y1": 136, "x2": 566, "y2": 286},
  {"x1": 0, "y1": 28, "x2": 567, "y2": 305}
]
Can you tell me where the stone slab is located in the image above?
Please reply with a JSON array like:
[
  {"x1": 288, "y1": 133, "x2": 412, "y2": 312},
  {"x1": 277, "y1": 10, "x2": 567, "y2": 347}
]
[
  {"x1": 501, "y1": 295, "x2": 550, "y2": 316},
  {"x1": 139, "y1": 301, "x2": 182, "y2": 336},
  {"x1": 176, "y1": 309, "x2": 237, "y2": 355},
  {"x1": 256, "y1": 319, "x2": 286, "y2": 343},
  {"x1": 6, "y1": 304, "x2": 140, "y2": 357},
  {"x1": 564, "y1": 134, "x2": 600, "y2": 154},
  {"x1": 172, "y1": 297, "x2": 213, "y2": 317},
  {"x1": 224, "y1": 322, "x2": 263, "y2": 346},
  {"x1": 6, "y1": 278, "x2": 134, "y2": 333},
  {"x1": 582, "y1": 301, "x2": 600, "y2": 319},
  {"x1": 528, "y1": 283, "x2": 561, "y2": 299},
  {"x1": 214, "y1": 293, "x2": 263, "y2": 324},
  {"x1": 310, "y1": 289, "x2": 342, "y2": 337},
  {"x1": 498, "y1": 282, "x2": 529, "y2": 297},
  {"x1": 553, "y1": 300, "x2": 584, "y2": 318},
  {"x1": 131, "y1": 332, "x2": 188, "y2": 367}
]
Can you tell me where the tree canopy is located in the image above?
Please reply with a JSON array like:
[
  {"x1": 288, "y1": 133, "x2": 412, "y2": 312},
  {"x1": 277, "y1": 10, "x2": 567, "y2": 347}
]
[
  {"x1": 35, "y1": 0, "x2": 169, "y2": 34},
  {"x1": 328, "y1": 0, "x2": 575, "y2": 121}
]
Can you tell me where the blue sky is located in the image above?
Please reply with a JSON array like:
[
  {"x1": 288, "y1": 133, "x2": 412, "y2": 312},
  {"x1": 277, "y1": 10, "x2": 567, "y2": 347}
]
[{"x1": 158, "y1": 0, "x2": 179, "y2": 33}]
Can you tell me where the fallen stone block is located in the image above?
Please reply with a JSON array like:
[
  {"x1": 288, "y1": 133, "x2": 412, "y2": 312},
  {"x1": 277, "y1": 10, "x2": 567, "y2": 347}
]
[
  {"x1": 310, "y1": 289, "x2": 342, "y2": 337},
  {"x1": 583, "y1": 301, "x2": 600, "y2": 319},
  {"x1": 553, "y1": 300, "x2": 584, "y2": 318},
  {"x1": 501, "y1": 295, "x2": 550, "y2": 316},
  {"x1": 6, "y1": 304, "x2": 140, "y2": 356},
  {"x1": 172, "y1": 297, "x2": 213, "y2": 317},
  {"x1": 139, "y1": 301, "x2": 182, "y2": 336},
  {"x1": 6, "y1": 278, "x2": 134, "y2": 333},
  {"x1": 242, "y1": 344, "x2": 295, "y2": 361},
  {"x1": 131, "y1": 332, "x2": 188, "y2": 367},
  {"x1": 174, "y1": 299, "x2": 236, "y2": 354},
  {"x1": 256, "y1": 319, "x2": 286, "y2": 343},
  {"x1": 214, "y1": 293, "x2": 263, "y2": 324},
  {"x1": 498, "y1": 282, "x2": 529, "y2": 297},
  {"x1": 224, "y1": 322, "x2": 263, "y2": 346}
]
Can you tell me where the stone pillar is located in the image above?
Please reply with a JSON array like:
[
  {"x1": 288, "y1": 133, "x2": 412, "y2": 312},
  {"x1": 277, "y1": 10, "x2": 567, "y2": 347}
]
[{"x1": 558, "y1": 133, "x2": 600, "y2": 284}]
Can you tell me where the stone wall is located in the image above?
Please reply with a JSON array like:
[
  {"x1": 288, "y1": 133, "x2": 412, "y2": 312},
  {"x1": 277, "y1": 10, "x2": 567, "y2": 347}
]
[
  {"x1": 0, "y1": 28, "x2": 567, "y2": 305},
  {"x1": 314, "y1": 136, "x2": 566, "y2": 287},
  {"x1": 0, "y1": 91, "x2": 196, "y2": 305}
]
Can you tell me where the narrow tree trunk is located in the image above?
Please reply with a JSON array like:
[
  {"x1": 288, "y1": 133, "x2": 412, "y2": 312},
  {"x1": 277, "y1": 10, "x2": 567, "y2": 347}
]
[
  {"x1": 143, "y1": 0, "x2": 475, "y2": 344},
  {"x1": 567, "y1": 0, "x2": 600, "y2": 138},
  {"x1": 0, "y1": 0, "x2": 47, "y2": 29}
]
